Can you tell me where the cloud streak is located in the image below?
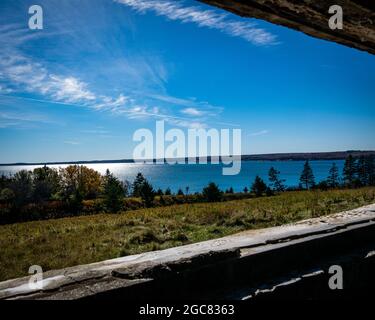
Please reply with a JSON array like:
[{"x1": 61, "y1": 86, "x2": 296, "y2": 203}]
[
  {"x1": 0, "y1": 51, "x2": 219, "y2": 128},
  {"x1": 64, "y1": 140, "x2": 81, "y2": 145},
  {"x1": 0, "y1": 20, "x2": 236, "y2": 129},
  {"x1": 0, "y1": 110, "x2": 52, "y2": 129},
  {"x1": 116, "y1": 0, "x2": 278, "y2": 46},
  {"x1": 249, "y1": 129, "x2": 269, "y2": 137}
]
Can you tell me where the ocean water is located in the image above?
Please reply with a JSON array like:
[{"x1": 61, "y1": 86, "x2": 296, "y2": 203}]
[{"x1": 0, "y1": 160, "x2": 344, "y2": 193}]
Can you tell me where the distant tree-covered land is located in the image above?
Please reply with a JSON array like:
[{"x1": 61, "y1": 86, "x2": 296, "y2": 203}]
[{"x1": 1, "y1": 150, "x2": 374, "y2": 166}]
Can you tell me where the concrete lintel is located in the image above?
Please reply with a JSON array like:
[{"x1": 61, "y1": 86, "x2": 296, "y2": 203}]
[{"x1": 199, "y1": 0, "x2": 375, "y2": 55}]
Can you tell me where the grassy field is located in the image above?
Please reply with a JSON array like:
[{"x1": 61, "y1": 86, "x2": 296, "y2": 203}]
[{"x1": 1, "y1": 187, "x2": 375, "y2": 282}]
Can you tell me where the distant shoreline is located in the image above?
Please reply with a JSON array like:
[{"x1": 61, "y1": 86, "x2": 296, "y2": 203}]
[{"x1": 1, "y1": 150, "x2": 374, "y2": 167}]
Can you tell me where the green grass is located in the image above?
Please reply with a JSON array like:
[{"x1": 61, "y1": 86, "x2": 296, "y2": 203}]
[{"x1": 1, "y1": 187, "x2": 375, "y2": 282}]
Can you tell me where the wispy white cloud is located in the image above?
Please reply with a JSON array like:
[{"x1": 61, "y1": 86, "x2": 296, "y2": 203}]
[
  {"x1": 0, "y1": 110, "x2": 52, "y2": 129},
  {"x1": 147, "y1": 93, "x2": 225, "y2": 122},
  {"x1": 64, "y1": 140, "x2": 81, "y2": 145},
  {"x1": 81, "y1": 129, "x2": 110, "y2": 135},
  {"x1": 0, "y1": 51, "x2": 229, "y2": 128},
  {"x1": 249, "y1": 129, "x2": 269, "y2": 137},
  {"x1": 0, "y1": 85, "x2": 13, "y2": 94},
  {"x1": 0, "y1": 54, "x2": 97, "y2": 106},
  {"x1": 181, "y1": 107, "x2": 204, "y2": 116},
  {"x1": 0, "y1": 23, "x2": 234, "y2": 129},
  {"x1": 48, "y1": 75, "x2": 96, "y2": 103},
  {"x1": 116, "y1": 0, "x2": 278, "y2": 46},
  {"x1": 148, "y1": 93, "x2": 223, "y2": 111}
]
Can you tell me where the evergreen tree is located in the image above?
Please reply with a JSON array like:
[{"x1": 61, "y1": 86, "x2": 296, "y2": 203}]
[
  {"x1": 177, "y1": 188, "x2": 184, "y2": 196},
  {"x1": 343, "y1": 155, "x2": 357, "y2": 187},
  {"x1": 357, "y1": 156, "x2": 368, "y2": 186},
  {"x1": 11, "y1": 170, "x2": 33, "y2": 207},
  {"x1": 243, "y1": 186, "x2": 248, "y2": 193},
  {"x1": 366, "y1": 155, "x2": 375, "y2": 186},
  {"x1": 131, "y1": 172, "x2": 155, "y2": 206},
  {"x1": 103, "y1": 169, "x2": 125, "y2": 213},
  {"x1": 268, "y1": 167, "x2": 285, "y2": 192},
  {"x1": 202, "y1": 182, "x2": 222, "y2": 202},
  {"x1": 327, "y1": 163, "x2": 340, "y2": 188},
  {"x1": 132, "y1": 172, "x2": 146, "y2": 197},
  {"x1": 251, "y1": 175, "x2": 267, "y2": 196},
  {"x1": 299, "y1": 160, "x2": 315, "y2": 190},
  {"x1": 165, "y1": 187, "x2": 172, "y2": 195},
  {"x1": 139, "y1": 180, "x2": 155, "y2": 207},
  {"x1": 156, "y1": 188, "x2": 164, "y2": 196}
]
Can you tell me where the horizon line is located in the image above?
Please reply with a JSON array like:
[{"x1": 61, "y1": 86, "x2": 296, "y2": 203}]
[{"x1": 1, "y1": 150, "x2": 374, "y2": 167}]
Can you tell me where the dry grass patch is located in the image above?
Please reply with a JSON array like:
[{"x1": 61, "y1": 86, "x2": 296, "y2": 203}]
[{"x1": 1, "y1": 187, "x2": 375, "y2": 281}]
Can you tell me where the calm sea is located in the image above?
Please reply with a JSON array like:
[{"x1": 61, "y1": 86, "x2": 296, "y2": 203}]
[{"x1": 0, "y1": 160, "x2": 344, "y2": 193}]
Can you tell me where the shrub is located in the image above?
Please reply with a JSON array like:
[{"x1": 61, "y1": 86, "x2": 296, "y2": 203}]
[
  {"x1": 0, "y1": 188, "x2": 15, "y2": 203},
  {"x1": 82, "y1": 199, "x2": 105, "y2": 214},
  {"x1": 123, "y1": 198, "x2": 144, "y2": 210}
]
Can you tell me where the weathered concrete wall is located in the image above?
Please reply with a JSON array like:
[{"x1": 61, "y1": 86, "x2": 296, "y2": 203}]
[
  {"x1": 199, "y1": 0, "x2": 375, "y2": 55},
  {"x1": 1, "y1": 203, "x2": 375, "y2": 300}
]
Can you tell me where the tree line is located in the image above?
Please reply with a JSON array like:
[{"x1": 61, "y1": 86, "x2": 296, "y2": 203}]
[
  {"x1": 249, "y1": 155, "x2": 375, "y2": 196},
  {"x1": 298, "y1": 154, "x2": 375, "y2": 190},
  {"x1": 0, "y1": 154, "x2": 374, "y2": 223}
]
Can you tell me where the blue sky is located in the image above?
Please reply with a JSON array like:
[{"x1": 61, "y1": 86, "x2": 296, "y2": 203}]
[{"x1": 0, "y1": 0, "x2": 374, "y2": 163}]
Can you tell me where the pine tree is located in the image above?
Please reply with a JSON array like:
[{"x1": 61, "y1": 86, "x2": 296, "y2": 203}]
[
  {"x1": 202, "y1": 182, "x2": 222, "y2": 202},
  {"x1": 327, "y1": 163, "x2": 340, "y2": 188},
  {"x1": 251, "y1": 175, "x2": 267, "y2": 196},
  {"x1": 139, "y1": 180, "x2": 155, "y2": 207},
  {"x1": 131, "y1": 172, "x2": 155, "y2": 206},
  {"x1": 357, "y1": 156, "x2": 367, "y2": 186},
  {"x1": 268, "y1": 167, "x2": 286, "y2": 192},
  {"x1": 103, "y1": 169, "x2": 125, "y2": 213},
  {"x1": 299, "y1": 160, "x2": 315, "y2": 190},
  {"x1": 132, "y1": 172, "x2": 146, "y2": 197},
  {"x1": 343, "y1": 155, "x2": 357, "y2": 187},
  {"x1": 366, "y1": 155, "x2": 375, "y2": 186}
]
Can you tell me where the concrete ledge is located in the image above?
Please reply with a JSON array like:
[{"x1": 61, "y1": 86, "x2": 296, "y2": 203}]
[
  {"x1": 200, "y1": 0, "x2": 375, "y2": 55},
  {"x1": 1, "y1": 203, "x2": 375, "y2": 300}
]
